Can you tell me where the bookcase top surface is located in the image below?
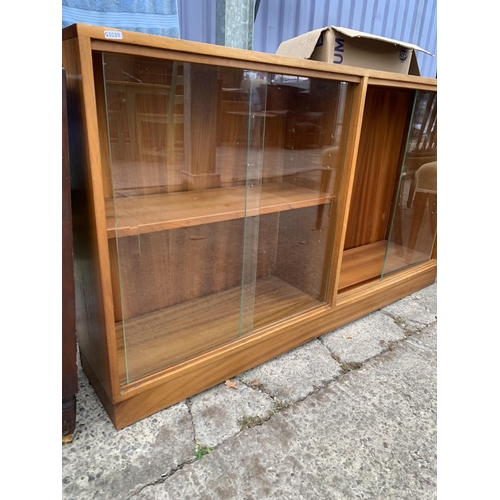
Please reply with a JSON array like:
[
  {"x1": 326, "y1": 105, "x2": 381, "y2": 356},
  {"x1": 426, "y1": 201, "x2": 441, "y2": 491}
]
[{"x1": 63, "y1": 23, "x2": 437, "y2": 88}]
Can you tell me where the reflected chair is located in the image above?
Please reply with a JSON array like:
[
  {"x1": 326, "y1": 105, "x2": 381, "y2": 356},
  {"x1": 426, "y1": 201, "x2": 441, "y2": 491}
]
[{"x1": 407, "y1": 161, "x2": 437, "y2": 252}]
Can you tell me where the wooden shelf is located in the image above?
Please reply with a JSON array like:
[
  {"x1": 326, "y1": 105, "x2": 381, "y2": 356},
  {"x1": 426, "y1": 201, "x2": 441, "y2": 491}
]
[
  {"x1": 107, "y1": 80, "x2": 171, "y2": 93},
  {"x1": 116, "y1": 276, "x2": 321, "y2": 384},
  {"x1": 339, "y1": 240, "x2": 430, "y2": 290},
  {"x1": 106, "y1": 182, "x2": 332, "y2": 238}
]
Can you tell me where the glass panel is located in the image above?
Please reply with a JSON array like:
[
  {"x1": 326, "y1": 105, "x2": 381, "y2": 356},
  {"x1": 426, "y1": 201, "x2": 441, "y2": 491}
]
[
  {"x1": 239, "y1": 71, "x2": 266, "y2": 336},
  {"x1": 99, "y1": 51, "x2": 354, "y2": 384},
  {"x1": 252, "y1": 75, "x2": 353, "y2": 329},
  {"x1": 99, "y1": 53, "x2": 264, "y2": 384},
  {"x1": 382, "y1": 90, "x2": 437, "y2": 278}
]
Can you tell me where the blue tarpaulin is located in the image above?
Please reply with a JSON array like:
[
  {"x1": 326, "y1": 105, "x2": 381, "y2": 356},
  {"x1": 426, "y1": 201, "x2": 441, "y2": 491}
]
[{"x1": 62, "y1": 0, "x2": 180, "y2": 38}]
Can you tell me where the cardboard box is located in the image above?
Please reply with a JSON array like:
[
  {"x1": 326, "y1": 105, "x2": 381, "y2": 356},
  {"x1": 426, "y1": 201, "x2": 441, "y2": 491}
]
[{"x1": 276, "y1": 26, "x2": 433, "y2": 76}]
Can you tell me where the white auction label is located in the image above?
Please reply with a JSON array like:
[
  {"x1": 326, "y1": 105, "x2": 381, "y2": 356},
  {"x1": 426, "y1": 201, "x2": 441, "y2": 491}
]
[{"x1": 104, "y1": 30, "x2": 123, "y2": 40}]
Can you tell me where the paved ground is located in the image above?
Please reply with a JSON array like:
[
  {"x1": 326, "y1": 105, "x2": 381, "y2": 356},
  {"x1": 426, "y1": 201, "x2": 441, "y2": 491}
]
[{"x1": 62, "y1": 283, "x2": 437, "y2": 499}]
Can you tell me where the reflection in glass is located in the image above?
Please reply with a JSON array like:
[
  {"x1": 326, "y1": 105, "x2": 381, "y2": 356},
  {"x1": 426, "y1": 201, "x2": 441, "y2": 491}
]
[{"x1": 383, "y1": 90, "x2": 437, "y2": 278}]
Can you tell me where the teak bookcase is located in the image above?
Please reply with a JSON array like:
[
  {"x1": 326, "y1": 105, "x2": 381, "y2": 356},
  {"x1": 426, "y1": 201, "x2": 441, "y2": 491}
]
[{"x1": 62, "y1": 24, "x2": 437, "y2": 430}]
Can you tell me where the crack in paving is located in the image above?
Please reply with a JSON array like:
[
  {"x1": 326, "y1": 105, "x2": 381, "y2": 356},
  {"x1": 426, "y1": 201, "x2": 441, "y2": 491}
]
[
  {"x1": 381, "y1": 309, "x2": 437, "y2": 337},
  {"x1": 126, "y1": 399, "x2": 200, "y2": 499},
  {"x1": 127, "y1": 454, "x2": 199, "y2": 499}
]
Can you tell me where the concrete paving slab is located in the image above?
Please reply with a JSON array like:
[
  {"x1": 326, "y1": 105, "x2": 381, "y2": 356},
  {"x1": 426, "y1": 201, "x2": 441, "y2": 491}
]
[
  {"x1": 381, "y1": 283, "x2": 437, "y2": 333},
  {"x1": 321, "y1": 310, "x2": 406, "y2": 364},
  {"x1": 62, "y1": 367, "x2": 195, "y2": 500},
  {"x1": 136, "y1": 324, "x2": 437, "y2": 500},
  {"x1": 189, "y1": 381, "x2": 275, "y2": 448},
  {"x1": 238, "y1": 339, "x2": 343, "y2": 403},
  {"x1": 404, "y1": 322, "x2": 437, "y2": 359}
]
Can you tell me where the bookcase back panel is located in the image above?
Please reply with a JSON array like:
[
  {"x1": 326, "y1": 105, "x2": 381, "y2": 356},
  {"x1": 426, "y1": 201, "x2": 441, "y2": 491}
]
[{"x1": 344, "y1": 87, "x2": 413, "y2": 250}]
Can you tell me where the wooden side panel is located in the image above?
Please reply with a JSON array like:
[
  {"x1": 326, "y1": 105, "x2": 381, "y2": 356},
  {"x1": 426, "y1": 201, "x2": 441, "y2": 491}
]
[
  {"x1": 344, "y1": 87, "x2": 412, "y2": 249},
  {"x1": 63, "y1": 36, "x2": 119, "y2": 401}
]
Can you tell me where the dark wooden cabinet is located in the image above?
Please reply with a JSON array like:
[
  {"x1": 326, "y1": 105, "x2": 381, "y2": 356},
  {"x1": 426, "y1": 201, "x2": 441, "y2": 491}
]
[{"x1": 62, "y1": 67, "x2": 78, "y2": 442}]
